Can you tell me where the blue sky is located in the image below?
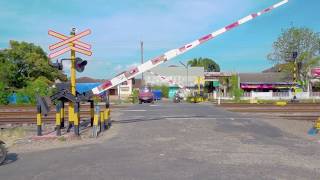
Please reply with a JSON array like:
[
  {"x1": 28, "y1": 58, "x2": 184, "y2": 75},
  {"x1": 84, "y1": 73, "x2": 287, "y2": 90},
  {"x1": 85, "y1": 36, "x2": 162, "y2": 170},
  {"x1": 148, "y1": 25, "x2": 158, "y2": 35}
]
[{"x1": 0, "y1": 0, "x2": 319, "y2": 79}]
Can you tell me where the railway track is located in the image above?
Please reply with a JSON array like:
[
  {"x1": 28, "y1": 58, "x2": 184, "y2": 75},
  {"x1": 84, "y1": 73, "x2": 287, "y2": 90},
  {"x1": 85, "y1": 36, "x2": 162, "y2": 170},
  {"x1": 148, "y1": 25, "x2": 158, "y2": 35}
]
[
  {"x1": 219, "y1": 103, "x2": 320, "y2": 121},
  {"x1": 0, "y1": 104, "x2": 126, "y2": 125}
]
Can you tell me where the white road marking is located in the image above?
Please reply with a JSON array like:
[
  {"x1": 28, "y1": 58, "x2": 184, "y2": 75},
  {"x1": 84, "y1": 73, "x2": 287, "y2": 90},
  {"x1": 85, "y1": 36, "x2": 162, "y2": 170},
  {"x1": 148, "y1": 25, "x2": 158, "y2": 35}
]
[{"x1": 120, "y1": 110, "x2": 147, "y2": 112}]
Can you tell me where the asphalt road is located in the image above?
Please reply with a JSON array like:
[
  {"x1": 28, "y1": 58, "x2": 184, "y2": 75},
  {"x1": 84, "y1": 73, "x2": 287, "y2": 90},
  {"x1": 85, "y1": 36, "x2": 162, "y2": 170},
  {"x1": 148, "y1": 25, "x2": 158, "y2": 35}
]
[{"x1": 1, "y1": 102, "x2": 320, "y2": 180}]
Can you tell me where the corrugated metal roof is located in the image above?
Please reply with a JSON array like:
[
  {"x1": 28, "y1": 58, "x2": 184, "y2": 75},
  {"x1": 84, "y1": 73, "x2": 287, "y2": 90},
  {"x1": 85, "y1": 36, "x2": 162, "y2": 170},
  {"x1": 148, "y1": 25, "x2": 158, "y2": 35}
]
[{"x1": 239, "y1": 73, "x2": 291, "y2": 83}]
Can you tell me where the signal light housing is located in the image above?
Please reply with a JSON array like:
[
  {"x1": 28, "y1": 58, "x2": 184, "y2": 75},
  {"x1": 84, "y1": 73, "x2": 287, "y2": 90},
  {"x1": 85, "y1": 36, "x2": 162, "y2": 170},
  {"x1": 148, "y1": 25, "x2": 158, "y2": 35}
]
[{"x1": 75, "y1": 57, "x2": 87, "y2": 72}]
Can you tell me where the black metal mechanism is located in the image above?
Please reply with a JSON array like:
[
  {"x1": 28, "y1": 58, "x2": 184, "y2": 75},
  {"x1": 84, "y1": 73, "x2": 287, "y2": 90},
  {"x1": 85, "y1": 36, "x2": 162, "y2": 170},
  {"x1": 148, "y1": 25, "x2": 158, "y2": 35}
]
[
  {"x1": 36, "y1": 86, "x2": 109, "y2": 137},
  {"x1": 49, "y1": 57, "x2": 88, "y2": 73},
  {"x1": 37, "y1": 55, "x2": 108, "y2": 137}
]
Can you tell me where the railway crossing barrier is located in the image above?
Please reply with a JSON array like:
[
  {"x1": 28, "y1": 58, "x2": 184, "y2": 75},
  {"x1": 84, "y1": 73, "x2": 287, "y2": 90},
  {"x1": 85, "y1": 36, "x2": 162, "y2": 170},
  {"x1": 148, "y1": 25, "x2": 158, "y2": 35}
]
[
  {"x1": 34, "y1": 1, "x2": 291, "y2": 136},
  {"x1": 35, "y1": 27, "x2": 112, "y2": 138}
]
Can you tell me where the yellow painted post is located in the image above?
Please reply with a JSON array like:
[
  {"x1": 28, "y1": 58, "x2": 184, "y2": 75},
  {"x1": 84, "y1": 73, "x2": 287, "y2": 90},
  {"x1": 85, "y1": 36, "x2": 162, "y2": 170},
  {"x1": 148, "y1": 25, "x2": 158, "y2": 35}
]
[
  {"x1": 55, "y1": 102, "x2": 61, "y2": 136},
  {"x1": 92, "y1": 105, "x2": 100, "y2": 137},
  {"x1": 90, "y1": 101, "x2": 94, "y2": 127},
  {"x1": 36, "y1": 104, "x2": 42, "y2": 136},
  {"x1": 60, "y1": 102, "x2": 65, "y2": 128},
  {"x1": 68, "y1": 28, "x2": 76, "y2": 129},
  {"x1": 93, "y1": 113, "x2": 99, "y2": 126},
  {"x1": 74, "y1": 102, "x2": 80, "y2": 136},
  {"x1": 105, "y1": 108, "x2": 111, "y2": 129},
  {"x1": 197, "y1": 77, "x2": 201, "y2": 96},
  {"x1": 316, "y1": 118, "x2": 320, "y2": 130},
  {"x1": 293, "y1": 61, "x2": 297, "y2": 99},
  {"x1": 100, "y1": 111, "x2": 105, "y2": 131}
]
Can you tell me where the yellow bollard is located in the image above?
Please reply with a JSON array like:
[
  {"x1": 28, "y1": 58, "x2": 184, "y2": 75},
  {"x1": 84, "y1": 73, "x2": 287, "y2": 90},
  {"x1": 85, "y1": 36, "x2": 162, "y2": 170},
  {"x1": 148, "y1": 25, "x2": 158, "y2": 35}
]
[
  {"x1": 100, "y1": 111, "x2": 105, "y2": 131},
  {"x1": 36, "y1": 113, "x2": 42, "y2": 136},
  {"x1": 56, "y1": 113, "x2": 61, "y2": 136},
  {"x1": 316, "y1": 118, "x2": 320, "y2": 130},
  {"x1": 74, "y1": 103, "x2": 80, "y2": 136},
  {"x1": 105, "y1": 108, "x2": 111, "y2": 128},
  {"x1": 90, "y1": 101, "x2": 94, "y2": 127},
  {"x1": 92, "y1": 109, "x2": 100, "y2": 138},
  {"x1": 55, "y1": 102, "x2": 62, "y2": 136},
  {"x1": 36, "y1": 105, "x2": 42, "y2": 136},
  {"x1": 60, "y1": 103, "x2": 65, "y2": 128},
  {"x1": 93, "y1": 113, "x2": 99, "y2": 126}
]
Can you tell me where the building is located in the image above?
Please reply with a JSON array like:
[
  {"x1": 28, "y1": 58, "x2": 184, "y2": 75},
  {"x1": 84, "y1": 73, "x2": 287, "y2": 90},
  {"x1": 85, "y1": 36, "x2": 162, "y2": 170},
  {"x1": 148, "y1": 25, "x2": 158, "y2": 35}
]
[
  {"x1": 144, "y1": 66, "x2": 204, "y2": 88},
  {"x1": 239, "y1": 72, "x2": 294, "y2": 92}
]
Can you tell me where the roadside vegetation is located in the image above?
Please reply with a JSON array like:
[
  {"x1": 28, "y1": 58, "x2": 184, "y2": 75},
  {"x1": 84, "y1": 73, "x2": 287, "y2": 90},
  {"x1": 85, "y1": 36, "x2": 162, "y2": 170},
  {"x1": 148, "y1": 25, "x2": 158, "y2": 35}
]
[
  {"x1": 267, "y1": 27, "x2": 320, "y2": 90},
  {"x1": 0, "y1": 41, "x2": 66, "y2": 105}
]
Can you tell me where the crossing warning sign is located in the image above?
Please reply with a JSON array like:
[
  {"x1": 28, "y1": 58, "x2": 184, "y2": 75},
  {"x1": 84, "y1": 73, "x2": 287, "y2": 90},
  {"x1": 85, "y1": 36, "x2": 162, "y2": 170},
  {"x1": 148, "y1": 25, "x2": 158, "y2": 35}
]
[{"x1": 48, "y1": 29, "x2": 92, "y2": 59}]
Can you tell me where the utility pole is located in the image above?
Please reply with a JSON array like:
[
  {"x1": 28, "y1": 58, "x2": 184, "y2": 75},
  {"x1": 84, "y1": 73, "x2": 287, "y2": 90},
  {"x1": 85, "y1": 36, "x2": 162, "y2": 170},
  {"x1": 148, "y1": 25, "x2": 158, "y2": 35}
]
[
  {"x1": 141, "y1": 41, "x2": 144, "y2": 84},
  {"x1": 292, "y1": 51, "x2": 298, "y2": 100},
  {"x1": 179, "y1": 61, "x2": 189, "y2": 88}
]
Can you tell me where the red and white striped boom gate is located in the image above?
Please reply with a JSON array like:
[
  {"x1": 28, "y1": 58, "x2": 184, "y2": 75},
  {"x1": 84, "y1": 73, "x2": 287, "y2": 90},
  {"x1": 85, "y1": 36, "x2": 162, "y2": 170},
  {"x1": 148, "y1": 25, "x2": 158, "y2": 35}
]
[
  {"x1": 90, "y1": 0, "x2": 288, "y2": 95},
  {"x1": 147, "y1": 70, "x2": 189, "y2": 90}
]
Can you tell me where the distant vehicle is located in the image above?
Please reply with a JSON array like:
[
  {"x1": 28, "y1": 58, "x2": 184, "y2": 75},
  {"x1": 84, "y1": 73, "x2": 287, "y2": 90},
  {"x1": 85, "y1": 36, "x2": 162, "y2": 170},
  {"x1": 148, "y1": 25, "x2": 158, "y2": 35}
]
[
  {"x1": 138, "y1": 86, "x2": 154, "y2": 104},
  {"x1": 0, "y1": 140, "x2": 7, "y2": 165},
  {"x1": 173, "y1": 90, "x2": 183, "y2": 103}
]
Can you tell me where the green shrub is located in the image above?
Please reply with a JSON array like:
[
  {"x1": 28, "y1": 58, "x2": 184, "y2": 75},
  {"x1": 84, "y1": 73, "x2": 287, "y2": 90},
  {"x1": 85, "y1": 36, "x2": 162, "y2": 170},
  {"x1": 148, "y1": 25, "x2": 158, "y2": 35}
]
[
  {"x1": 129, "y1": 89, "x2": 139, "y2": 103},
  {"x1": 152, "y1": 85, "x2": 169, "y2": 98},
  {"x1": 17, "y1": 76, "x2": 52, "y2": 104},
  {"x1": 230, "y1": 75, "x2": 244, "y2": 102},
  {"x1": 0, "y1": 82, "x2": 9, "y2": 105}
]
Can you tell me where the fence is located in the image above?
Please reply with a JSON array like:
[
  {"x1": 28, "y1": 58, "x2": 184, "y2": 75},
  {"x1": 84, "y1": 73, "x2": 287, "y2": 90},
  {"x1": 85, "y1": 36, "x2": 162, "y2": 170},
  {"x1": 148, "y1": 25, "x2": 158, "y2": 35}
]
[{"x1": 211, "y1": 91, "x2": 320, "y2": 100}]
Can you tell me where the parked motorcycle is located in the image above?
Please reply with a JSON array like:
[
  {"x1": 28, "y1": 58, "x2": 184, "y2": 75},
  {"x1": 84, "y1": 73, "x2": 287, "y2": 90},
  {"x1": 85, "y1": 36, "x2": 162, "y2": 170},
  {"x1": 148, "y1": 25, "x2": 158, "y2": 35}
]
[
  {"x1": 0, "y1": 140, "x2": 7, "y2": 165},
  {"x1": 173, "y1": 92, "x2": 183, "y2": 103}
]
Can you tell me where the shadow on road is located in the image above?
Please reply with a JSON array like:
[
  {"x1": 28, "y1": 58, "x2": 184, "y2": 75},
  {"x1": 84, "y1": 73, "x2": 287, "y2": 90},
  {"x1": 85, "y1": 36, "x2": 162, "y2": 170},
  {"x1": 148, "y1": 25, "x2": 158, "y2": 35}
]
[{"x1": 2, "y1": 153, "x2": 18, "y2": 166}]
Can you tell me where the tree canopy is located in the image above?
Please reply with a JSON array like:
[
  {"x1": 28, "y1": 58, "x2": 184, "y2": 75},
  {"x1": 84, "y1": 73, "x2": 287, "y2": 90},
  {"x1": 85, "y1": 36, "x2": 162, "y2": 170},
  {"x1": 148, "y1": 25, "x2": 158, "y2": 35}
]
[
  {"x1": 187, "y1": 57, "x2": 220, "y2": 72},
  {"x1": 267, "y1": 27, "x2": 320, "y2": 88},
  {"x1": 0, "y1": 40, "x2": 66, "y2": 89},
  {"x1": 0, "y1": 40, "x2": 67, "y2": 104}
]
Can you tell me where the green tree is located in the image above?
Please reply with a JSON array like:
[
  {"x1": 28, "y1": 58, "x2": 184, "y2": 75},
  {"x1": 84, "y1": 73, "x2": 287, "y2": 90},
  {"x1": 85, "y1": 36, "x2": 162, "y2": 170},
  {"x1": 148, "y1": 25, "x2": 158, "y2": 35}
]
[
  {"x1": 187, "y1": 57, "x2": 220, "y2": 72},
  {"x1": 0, "y1": 82, "x2": 9, "y2": 105},
  {"x1": 268, "y1": 27, "x2": 320, "y2": 89},
  {"x1": 230, "y1": 75, "x2": 243, "y2": 102},
  {"x1": 17, "y1": 76, "x2": 54, "y2": 104},
  {"x1": 0, "y1": 40, "x2": 66, "y2": 89}
]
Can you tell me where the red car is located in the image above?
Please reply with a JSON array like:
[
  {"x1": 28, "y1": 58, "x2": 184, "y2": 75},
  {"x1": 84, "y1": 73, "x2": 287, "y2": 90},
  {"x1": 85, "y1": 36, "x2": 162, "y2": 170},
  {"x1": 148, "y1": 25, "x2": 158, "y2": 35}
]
[{"x1": 138, "y1": 86, "x2": 154, "y2": 104}]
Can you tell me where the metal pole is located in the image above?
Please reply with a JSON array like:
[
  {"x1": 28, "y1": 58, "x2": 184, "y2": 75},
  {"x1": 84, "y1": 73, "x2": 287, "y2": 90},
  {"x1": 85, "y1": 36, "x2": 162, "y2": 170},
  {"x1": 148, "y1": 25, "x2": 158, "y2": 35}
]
[
  {"x1": 141, "y1": 41, "x2": 144, "y2": 84},
  {"x1": 187, "y1": 65, "x2": 189, "y2": 88},
  {"x1": 68, "y1": 28, "x2": 76, "y2": 129}
]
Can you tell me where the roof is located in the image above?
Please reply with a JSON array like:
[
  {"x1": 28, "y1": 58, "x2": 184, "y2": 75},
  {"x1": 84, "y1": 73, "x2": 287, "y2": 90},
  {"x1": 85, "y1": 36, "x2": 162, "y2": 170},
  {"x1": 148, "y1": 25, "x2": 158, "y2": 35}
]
[
  {"x1": 76, "y1": 77, "x2": 105, "y2": 83},
  {"x1": 239, "y1": 73, "x2": 290, "y2": 83}
]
